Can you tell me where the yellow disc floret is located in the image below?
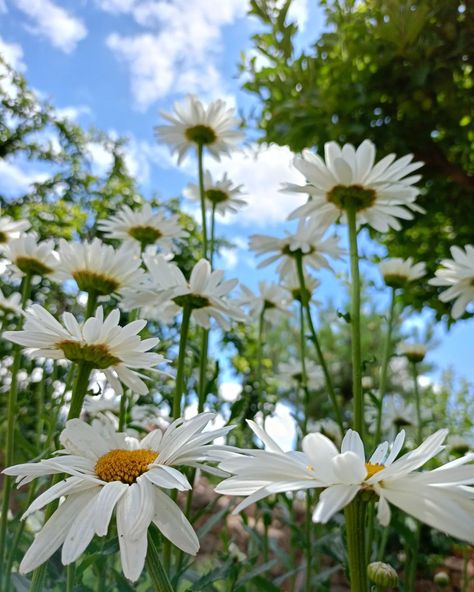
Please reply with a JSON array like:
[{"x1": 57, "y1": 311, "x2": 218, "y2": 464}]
[
  {"x1": 95, "y1": 449, "x2": 158, "y2": 484},
  {"x1": 365, "y1": 462, "x2": 384, "y2": 479}
]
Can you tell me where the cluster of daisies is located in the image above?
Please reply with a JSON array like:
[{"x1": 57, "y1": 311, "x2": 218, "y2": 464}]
[{"x1": 0, "y1": 93, "x2": 473, "y2": 587}]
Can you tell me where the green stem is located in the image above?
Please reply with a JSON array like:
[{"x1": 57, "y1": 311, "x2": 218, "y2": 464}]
[
  {"x1": 35, "y1": 364, "x2": 46, "y2": 447},
  {"x1": 0, "y1": 274, "x2": 32, "y2": 572},
  {"x1": 146, "y1": 533, "x2": 175, "y2": 592},
  {"x1": 197, "y1": 329, "x2": 209, "y2": 413},
  {"x1": 374, "y1": 288, "x2": 397, "y2": 445},
  {"x1": 85, "y1": 291, "x2": 98, "y2": 319},
  {"x1": 118, "y1": 389, "x2": 127, "y2": 431},
  {"x1": 346, "y1": 207, "x2": 363, "y2": 437},
  {"x1": 256, "y1": 307, "x2": 265, "y2": 405},
  {"x1": 197, "y1": 143, "x2": 208, "y2": 259},
  {"x1": 344, "y1": 499, "x2": 368, "y2": 592},
  {"x1": 67, "y1": 362, "x2": 93, "y2": 420},
  {"x1": 209, "y1": 203, "x2": 216, "y2": 267},
  {"x1": 173, "y1": 304, "x2": 192, "y2": 418},
  {"x1": 299, "y1": 301, "x2": 310, "y2": 435},
  {"x1": 412, "y1": 362, "x2": 422, "y2": 445},
  {"x1": 405, "y1": 523, "x2": 421, "y2": 592},
  {"x1": 304, "y1": 490, "x2": 312, "y2": 592},
  {"x1": 66, "y1": 564, "x2": 75, "y2": 592},
  {"x1": 294, "y1": 253, "x2": 344, "y2": 436}
]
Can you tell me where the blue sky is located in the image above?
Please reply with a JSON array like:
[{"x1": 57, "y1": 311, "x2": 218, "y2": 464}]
[{"x1": 0, "y1": 0, "x2": 472, "y2": 393}]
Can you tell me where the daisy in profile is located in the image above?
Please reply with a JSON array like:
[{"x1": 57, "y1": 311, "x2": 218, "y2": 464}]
[
  {"x1": 0, "y1": 211, "x2": 30, "y2": 244},
  {"x1": 280, "y1": 267, "x2": 320, "y2": 303},
  {"x1": 122, "y1": 254, "x2": 245, "y2": 330},
  {"x1": 429, "y1": 244, "x2": 474, "y2": 319},
  {"x1": 4, "y1": 305, "x2": 167, "y2": 395},
  {"x1": 3, "y1": 413, "x2": 234, "y2": 581},
  {"x1": 285, "y1": 140, "x2": 424, "y2": 232},
  {"x1": 184, "y1": 171, "x2": 247, "y2": 216},
  {"x1": 250, "y1": 218, "x2": 343, "y2": 278},
  {"x1": 400, "y1": 342, "x2": 427, "y2": 364},
  {"x1": 379, "y1": 257, "x2": 426, "y2": 289},
  {"x1": 237, "y1": 281, "x2": 290, "y2": 325},
  {"x1": 0, "y1": 288, "x2": 22, "y2": 316},
  {"x1": 98, "y1": 204, "x2": 187, "y2": 252},
  {"x1": 55, "y1": 238, "x2": 144, "y2": 297},
  {"x1": 4, "y1": 233, "x2": 59, "y2": 278},
  {"x1": 155, "y1": 94, "x2": 243, "y2": 163}
]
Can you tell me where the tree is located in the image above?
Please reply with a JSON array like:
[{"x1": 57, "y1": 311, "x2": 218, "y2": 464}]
[{"x1": 242, "y1": 0, "x2": 474, "y2": 319}]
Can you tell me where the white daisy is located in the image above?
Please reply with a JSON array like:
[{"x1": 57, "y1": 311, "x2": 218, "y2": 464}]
[
  {"x1": 250, "y1": 218, "x2": 343, "y2": 279},
  {"x1": 280, "y1": 267, "x2": 320, "y2": 303},
  {"x1": 285, "y1": 140, "x2": 424, "y2": 232},
  {"x1": 0, "y1": 288, "x2": 22, "y2": 315},
  {"x1": 379, "y1": 257, "x2": 426, "y2": 288},
  {"x1": 122, "y1": 255, "x2": 245, "y2": 331},
  {"x1": 367, "y1": 395, "x2": 416, "y2": 435},
  {"x1": 237, "y1": 281, "x2": 290, "y2": 325},
  {"x1": 97, "y1": 204, "x2": 187, "y2": 252},
  {"x1": 3, "y1": 413, "x2": 234, "y2": 581},
  {"x1": 155, "y1": 94, "x2": 244, "y2": 163},
  {"x1": 400, "y1": 343, "x2": 427, "y2": 364},
  {"x1": 55, "y1": 238, "x2": 144, "y2": 297},
  {"x1": 4, "y1": 305, "x2": 166, "y2": 395},
  {"x1": 183, "y1": 170, "x2": 247, "y2": 216},
  {"x1": 4, "y1": 232, "x2": 59, "y2": 278},
  {"x1": 277, "y1": 359, "x2": 323, "y2": 391},
  {"x1": 0, "y1": 211, "x2": 30, "y2": 244},
  {"x1": 429, "y1": 245, "x2": 474, "y2": 319}
]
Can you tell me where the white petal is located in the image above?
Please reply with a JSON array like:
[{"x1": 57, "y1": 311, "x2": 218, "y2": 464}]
[
  {"x1": 152, "y1": 489, "x2": 199, "y2": 555},
  {"x1": 312, "y1": 484, "x2": 360, "y2": 523}
]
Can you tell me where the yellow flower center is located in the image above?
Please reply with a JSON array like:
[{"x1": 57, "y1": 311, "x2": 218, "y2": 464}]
[
  {"x1": 58, "y1": 341, "x2": 121, "y2": 369},
  {"x1": 128, "y1": 225, "x2": 162, "y2": 246},
  {"x1": 205, "y1": 188, "x2": 229, "y2": 204},
  {"x1": 365, "y1": 462, "x2": 384, "y2": 479},
  {"x1": 95, "y1": 448, "x2": 158, "y2": 484},
  {"x1": 72, "y1": 270, "x2": 120, "y2": 295},
  {"x1": 327, "y1": 184, "x2": 377, "y2": 211},
  {"x1": 185, "y1": 124, "x2": 217, "y2": 145},
  {"x1": 15, "y1": 256, "x2": 53, "y2": 276}
]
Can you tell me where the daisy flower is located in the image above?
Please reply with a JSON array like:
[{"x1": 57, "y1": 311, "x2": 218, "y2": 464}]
[
  {"x1": 0, "y1": 211, "x2": 30, "y2": 244},
  {"x1": 55, "y1": 238, "x2": 144, "y2": 297},
  {"x1": 121, "y1": 255, "x2": 245, "y2": 330},
  {"x1": 280, "y1": 267, "x2": 320, "y2": 303},
  {"x1": 429, "y1": 245, "x2": 474, "y2": 319},
  {"x1": 367, "y1": 395, "x2": 417, "y2": 435},
  {"x1": 379, "y1": 257, "x2": 426, "y2": 289},
  {"x1": 97, "y1": 204, "x2": 187, "y2": 252},
  {"x1": 237, "y1": 281, "x2": 290, "y2": 325},
  {"x1": 285, "y1": 140, "x2": 424, "y2": 232},
  {"x1": 155, "y1": 94, "x2": 243, "y2": 163},
  {"x1": 0, "y1": 288, "x2": 22, "y2": 315},
  {"x1": 3, "y1": 413, "x2": 234, "y2": 581},
  {"x1": 400, "y1": 343, "x2": 427, "y2": 364},
  {"x1": 4, "y1": 232, "x2": 59, "y2": 278},
  {"x1": 183, "y1": 170, "x2": 247, "y2": 216},
  {"x1": 4, "y1": 305, "x2": 166, "y2": 395},
  {"x1": 277, "y1": 359, "x2": 323, "y2": 391},
  {"x1": 250, "y1": 218, "x2": 343, "y2": 279}
]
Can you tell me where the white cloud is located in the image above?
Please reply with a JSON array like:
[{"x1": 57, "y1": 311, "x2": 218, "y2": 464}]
[
  {"x1": 282, "y1": 0, "x2": 308, "y2": 30},
  {"x1": 13, "y1": 0, "x2": 87, "y2": 53},
  {"x1": 207, "y1": 143, "x2": 306, "y2": 227},
  {"x1": 105, "y1": 0, "x2": 247, "y2": 108},
  {"x1": 0, "y1": 35, "x2": 26, "y2": 71},
  {"x1": 95, "y1": 0, "x2": 137, "y2": 12},
  {"x1": 56, "y1": 105, "x2": 92, "y2": 121},
  {"x1": 0, "y1": 159, "x2": 48, "y2": 196},
  {"x1": 218, "y1": 247, "x2": 239, "y2": 270}
]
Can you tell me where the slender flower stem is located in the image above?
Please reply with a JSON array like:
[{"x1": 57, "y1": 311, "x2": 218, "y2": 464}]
[
  {"x1": 146, "y1": 533, "x2": 175, "y2": 592},
  {"x1": 209, "y1": 203, "x2": 216, "y2": 267},
  {"x1": 85, "y1": 291, "x2": 98, "y2": 319},
  {"x1": 304, "y1": 490, "x2": 313, "y2": 592},
  {"x1": 67, "y1": 362, "x2": 93, "y2": 420},
  {"x1": 118, "y1": 389, "x2": 128, "y2": 431},
  {"x1": 294, "y1": 252, "x2": 344, "y2": 436},
  {"x1": 173, "y1": 304, "x2": 192, "y2": 418},
  {"x1": 0, "y1": 274, "x2": 32, "y2": 572},
  {"x1": 197, "y1": 329, "x2": 209, "y2": 413},
  {"x1": 374, "y1": 288, "x2": 397, "y2": 445},
  {"x1": 346, "y1": 207, "x2": 364, "y2": 437},
  {"x1": 256, "y1": 307, "x2": 265, "y2": 394},
  {"x1": 66, "y1": 564, "x2": 75, "y2": 592},
  {"x1": 344, "y1": 499, "x2": 368, "y2": 592},
  {"x1": 298, "y1": 301, "x2": 310, "y2": 435},
  {"x1": 412, "y1": 362, "x2": 422, "y2": 446},
  {"x1": 197, "y1": 142, "x2": 208, "y2": 259}
]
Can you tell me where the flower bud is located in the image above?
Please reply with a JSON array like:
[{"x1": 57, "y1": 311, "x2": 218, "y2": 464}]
[
  {"x1": 367, "y1": 561, "x2": 399, "y2": 588},
  {"x1": 433, "y1": 571, "x2": 450, "y2": 588}
]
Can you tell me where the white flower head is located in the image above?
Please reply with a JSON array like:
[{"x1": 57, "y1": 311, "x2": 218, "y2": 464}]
[
  {"x1": 155, "y1": 94, "x2": 244, "y2": 163},
  {"x1": 250, "y1": 218, "x2": 343, "y2": 279},
  {"x1": 184, "y1": 170, "x2": 247, "y2": 216},
  {"x1": 400, "y1": 342, "x2": 427, "y2": 364},
  {"x1": 0, "y1": 211, "x2": 30, "y2": 244},
  {"x1": 98, "y1": 204, "x2": 187, "y2": 252},
  {"x1": 3, "y1": 413, "x2": 235, "y2": 581},
  {"x1": 0, "y1": 288, "x2": 22, "y2": 315},
  {"x1": 285, "y1": 140, "x2": 424, "y2": 232},
  {"x1": 429, "y1": 245, "x2": 474, "y2": 319},
  {"x1": 367, "y1": 395, "x2": 417, "y2": 436},
  {"x1": 4, "y1": 305, "x2": 167, "y2": 395},
  {"x1": 379, "y1": 257, "x2": 426, "y2": 288},
  {"x1": 237, "y1": 281, "x2": 290, "y2": 325},
  {"x1": 55, "y1": 238, "x2": 144, "y2": 297},
  {"x1": 277, "y1": 359, "x2": 324, "y2": 391},
  {"x1": 4, "y1": 232, "x2": 59, "y2": 278},
  {"x1": 122, "y1": 255, "x2": 245, "y2": 330},
  {"x1": 280, "y1": 266, "x2": 320, "y2": 303}
]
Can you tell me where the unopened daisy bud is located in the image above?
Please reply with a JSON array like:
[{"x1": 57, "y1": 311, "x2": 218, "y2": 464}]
[
  {"x1": 367, "y1": 561, "x2": 398, "y2": 588},
  {"x1": 400, "y1": 343, "x2": 427, "y2": 364},
  {"x1": 433, "y1": 571, "x2": 450, "y2": 588}
]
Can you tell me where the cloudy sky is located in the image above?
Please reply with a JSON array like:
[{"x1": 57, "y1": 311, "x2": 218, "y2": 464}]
[{"x1": 0, "y1": 0, "x2": 472, "y2": 409}]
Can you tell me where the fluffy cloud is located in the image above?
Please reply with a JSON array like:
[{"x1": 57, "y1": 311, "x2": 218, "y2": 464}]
[
  {"x1": 207, "y1": 143, "x2": 306, "y2": 227},
  {"x1": 0, "y1": 159, "x2": 48, "y2": 196},
  {"x1": 0, "y1": 35, "x2": 26, "y2": 71},
  {"x1": 12, "y1": 0, "x2": 87, "y2": 53},
  {"x1": 105, "y1": 0, "x2": 246, "y2": 109}
]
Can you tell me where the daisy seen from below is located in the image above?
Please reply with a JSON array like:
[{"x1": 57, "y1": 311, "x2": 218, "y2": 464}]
[
  {"x1": 250, "y1": 218, "x2": 343, "y2": 279},
  {"x1": 184, "y1": 170, "x2": 247, "y2": 216},
  {"x1": 55, "y1": 238, "x2": 144, "y2": 297},
  {"x1": 4, "y1": 232, "x2": 59, "y2": 278},
  {"x1": 285, "y1": 139, "x2": 424, "y2": 232},
  {"x1": 121, "y1": 254, "x2": 245, "y2": 330},
  {"x1": 429, "y1": 244, "x2": 474, "y2": 319},
  {"x1": 0, "y1": 211, "x2": 30, "y2": 244},
  {"x1": 280, "y1": 266, "x2": 320, "y2": 303},
  {"x1": 155, "y1": 94, "x2": 243, "y2": 163},
  {"x1": 400, "y1": 342, "x2": 427, "y2": 364},
  {"x1": 277, "y1": 359, "x2": 323, "y2": 391},
  {"x1": 3, "y1": 413, "x2": 235, "y2": 581},
  {"x1": 98, "y1": 204, "x2": 187, "y2": 252},
  {"x1": 4, "y1": 305, "x2": 166, "y2": 395},
  {"x1": 0, "y1": 288, "x2": 22, "y2": 316},
  {"x1": 379, "y1": 257, "x2": 426, "y2": 289},
  {"x1": 237, "y1": 281, "x2": 290, "y2": 325}
]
